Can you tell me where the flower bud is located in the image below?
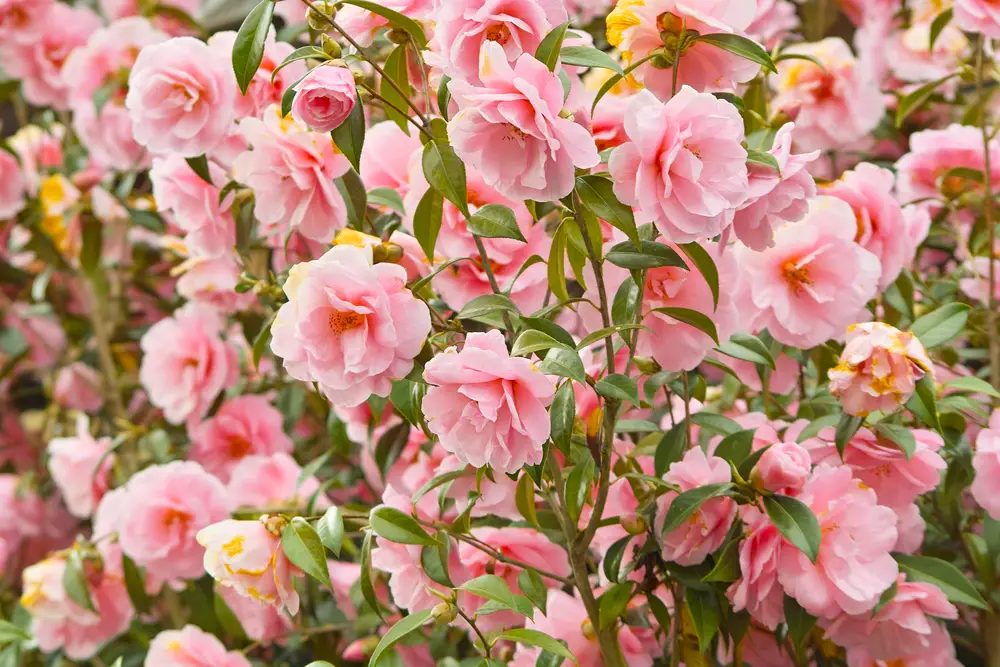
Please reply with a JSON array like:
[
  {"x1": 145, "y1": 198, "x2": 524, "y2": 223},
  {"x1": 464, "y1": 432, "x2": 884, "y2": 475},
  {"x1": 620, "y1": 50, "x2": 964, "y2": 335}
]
[
  {"x1": 621, "y1": 513, "x2": 648, "y2": 535},
  {"x1": 307, "y1": 1, "x2": 335, "y2": 30},
  {"x1": 387, "y1": 28, "x2": 409, "y2": 44},
  {"x1": 381, "y1": 242, "x2": 404, "y2": 264},
  {"x1": 581, "y1": 618, "x2": 597, "y2": 640},
  {"x1": 431, "y1": 602, "x2": 458, "y2": 625},
  {"x1": 633, "y1": 356, "x2": 661, "y2": 375},
  {"x1": 320, "y1": 34, "x2": 342, "y2": 59}
]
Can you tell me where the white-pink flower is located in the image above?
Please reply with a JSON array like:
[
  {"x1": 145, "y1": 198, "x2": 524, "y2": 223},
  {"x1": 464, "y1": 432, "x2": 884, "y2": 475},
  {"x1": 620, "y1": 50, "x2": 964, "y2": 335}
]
[
  {"x1": 150, "y1": 154, "x2": 234, "y2": 257},
  {"x1": 270, "y1": 244, "x2": 431, "y2": 408},
  {"x1": 609, "y1": 88, "x2": 748, "y2": 243},
  {"x1": 422, "y1": 330, "x2": 555, "y2": 474},
  {"x1": 448, "y1": 42, "x2": 599, "y2": 202},
  {"x1": 47, "y1": 415, "x2": 115, "y2": 519}
]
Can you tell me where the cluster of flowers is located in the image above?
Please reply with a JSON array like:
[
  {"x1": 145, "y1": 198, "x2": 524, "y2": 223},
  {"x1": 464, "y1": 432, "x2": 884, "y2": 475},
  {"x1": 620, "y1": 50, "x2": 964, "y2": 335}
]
[{"x1": 2, "y1": 0, "x2": 1000, "y2": 666}]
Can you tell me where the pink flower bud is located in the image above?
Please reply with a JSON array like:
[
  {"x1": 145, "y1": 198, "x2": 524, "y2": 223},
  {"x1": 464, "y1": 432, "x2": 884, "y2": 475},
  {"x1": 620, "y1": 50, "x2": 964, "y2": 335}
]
[
  {"x1": 751, "y1": 440, "x2": 811, "y2": 492},
  {"x1": 291, "y1": 65, "x2": 358, "y2": 133}
]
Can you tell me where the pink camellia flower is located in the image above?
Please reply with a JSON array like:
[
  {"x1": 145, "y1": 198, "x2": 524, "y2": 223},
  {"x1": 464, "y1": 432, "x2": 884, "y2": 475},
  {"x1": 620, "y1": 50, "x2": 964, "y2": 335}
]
[
  {"x1": 829, "y1": 322, "x2": 934, "y2": 417},
  {"x1": 748, "y1": 0, "x2": 800, "y2": 49},
  {"x1": 509, "y1": 590, "x2": 654, "y2": 667},
  {"x1": 434, "y1": 0, "x2": 568, "y2": 83},
  {"x1": 175, "y1": 254, "x2": 256, "y2": 313},
  {"x1": 291, "y1": 65, "x2": 358, "y2": 132},
  {"x1": 207, "y1": 31, "x2": 304, "y2": 121},
  {"x1": 217, "y1": 584, "x2": 292, "y2": 644},
  {"x1": 100, "y1": 0, "x2": 201, "y2": 32},
  {"x1": 360, "y1": 121, "x2": 422, "y2": 200},
  {"x1": 274, "y1": 1, "x2": 308, "y2": 24},
  {"x1": 972, "y1": 409, "x2": 1000, "y2": 519},
  {"x1": 47, "y1": 415, "x2": 115, "y2": 519},
  {"x1": 824, "y1": 576, "x2": 957, "y2": 661},
  {"x1": 150, "y1": 155, "x2": 234, "y2": 257},
  {"x1": 111, "y1": 461, "x2": 231, "y2": 581},
  {"x1": 896, "y1": 124, "x2": 1000, "y2": 206},
  {"x1": 146, "y1": 625, "x2": 252, "y2": 667},
  {"x1": 448, "y1": 42, "x2": 599, "y2": 202},
  {"x1": 139, "y1": 302, "x2": 239, "y2": 425},
  {"x1": 823, "y1": 164, "x2": 912, "y2": 288},
  {"x1": 777, "y1": 464, "x2": 898, "y2": 619},
  {"x1": 0, "y1": 0, "x2": 51, "y2": 44},
  {"x1": 955, "y1": 0, "x2": 1000, "y2": 37},
  {"x1": 437, "y1": 454, "x2": 523, "y2": 520},
  {"x1": 52, "y1": 362, "x2": 104, "y2": 413},
  {"x1": 771, "y1": 38, "x2": 885, "y2": 152},
  {"x1": 126, "y1": 36, "x2": 236, "y2": 157},
  {"x1": 2, "y1": 3, "x2": 100, "y2": 109},
  {"x1": 234, "y1": 106, "x2": 350, "y2": 242},
  {"x1": 894, "y1": 502, "x2": 926, "y2": 554},
  {"x1": 735, "y1": 196, "x2": 882, "y2": 349},
  {"x1": 886, "y1": 17, "x2": 969, "y2": 85},
  {"x1": 605, "y1": 0, "x2": 759, "y2": 101},
  {"x1": 728, "y1": 506, "x2": 785, "y2": 630},
  {"x1": 752, "y1": 440, "x2": 811, "y2": 493},
  {"x1": 422, "y1": 330, "x2": 555, "y2": 474},
  {"x1": 656, "y1": 447, "x2": 736, "y2": 566},
  {"x1": 197, "y1": 517, "x2": 301, "y2": 614},
  {"x1": 337, "y1": 0, "x2": 435, "y2": 47},
  {"x1": 0, "y1": 149, "x2": 27, "y2": 219},
  {"x1": 270, "y1": 244, "x2": 431, "y2": 407},
  {"x1": 458, "y1": 527, "x2": 570, "y2": 631},
  {"x1": 845, "y1": 623, "x2": 961, "y2": 667},
  {"x1": 227, "y1": 453, "x2": 326, "y2": 509},
  {"x1": 609, "y1": 88, "x2": 748, "y2": 243},
  {"x1": 733, "y1": 124, "x2": 819, "y2": 251},
  {"x1": 20, "y1": 555, "x2": 134, "y2": 660},
  {"x1": 805, "y1": 426, "x2": 946, "y2": 511},
  {"x1": 188, "y1": 395, "x2": 293, "y2": 482},
  {"x1": 4, "y1": 304, "x2": 68, "y2": 369},
  {"x1": 960, "y1": 256, "x2": 1000, "y2": 305}
]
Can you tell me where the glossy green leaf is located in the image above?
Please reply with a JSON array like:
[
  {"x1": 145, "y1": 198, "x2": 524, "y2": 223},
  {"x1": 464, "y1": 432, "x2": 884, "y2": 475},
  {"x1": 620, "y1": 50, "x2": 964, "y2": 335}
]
[
  {"x1": 895, "y1": 553, "x2": 989, "y2": 610},
  {"x1": 678, "y1": 242, "x2": 719, "y2": 310},
  {"x1": 606, "y1": 240, "x2": 686, "y2": 270},
  {"x1": 381, "y1": 44, "x2": 413, "y2": 134},
  {"x1": 369, "y1": 505, "x2": 437, "y2": 546},
  {"x1": 331, "y1": 91, "x2": 366, "y2": 172},
  {"x1": 716, "y1": 332, "x2": 776, "y2": 370},
  {"x1": 370, "y1": 610, "x2": 432, "y2": 666},
  {"x1": 575, "y1": 175, "x2": 638, "y2": 244},
  {"x1": 910, "y1": 303, "x2": 970, "y2": 348},
  {"x1": 651, "y1": 307, "x2": 720, "y2": 344},
  {"x1": 457, "y1": 293, "x2": 519, "y2": 320},
  {"x1": 874, "y1": 422, "x2": 917, "y2": 460},
  {"x1": 538, "y1": 347, "x2": 588, "y2": 385},
  {"x1": 518, "y1": 569, "x2": 548, "y2": 615},
  {"x1": 661, "y1": 483, "x2": 733, "y2": 535},
  {"x1": 559, "y1": 45, "x2": 624, "y2": 74},
  {"x1": 490, "y1": 628, "x2": 578, "y2": 665},
  {"x1": 232, "y1": 0, "x2": 275, "y2": 94},
  {"x1": 281, "y1": 517, "x2": 332, "y2": 586},
  {"x1": 422, "y1": 139, "x2": 469, "y2": 217},
  {"x1": 185, "y1": 154, "x2": 213, "y2": 185},
  {"x1": 468, "y1": 204, "x2": 526, "y2": 241},
  {"x1": 550, "y1": 381, "x2": 576, "y2": 453},
  {"x1": 316, "y1": 506, "x2": 345, "y2": 556},
  {"x1": 535, "y1": 21, "x2": 570, "y2": 71},
  {"x1": 594, "y1": 373, "x2": 640, "y2": 406},
  {"x1": 895, "y1": 73, "x2": 957, "y2": 127},
  {"x1": 459, "y1": 575, "x2": 534, "y2": 618},
  {"x1": 63, "y1": 549, "x2": 95, "y2": 612},
  {"x1": 694, "y1": 33, "x2": 776, "y2": 72},
  {"x1": 764, "y1": 495, "x2": 821, "y2": 563},
  {"x1": 598, "y1": 582, "x2": 633, "y2": 630}
]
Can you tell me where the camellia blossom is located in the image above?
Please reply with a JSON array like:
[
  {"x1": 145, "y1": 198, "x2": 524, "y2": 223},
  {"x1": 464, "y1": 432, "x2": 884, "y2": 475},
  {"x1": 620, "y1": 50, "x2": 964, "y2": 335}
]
[
  {"x1": 227, "y1": 453, "x2": 326, "y2": 509},
  {"x1": 955, "y1": 0, "x2": 1000, "y2": 38},
  {"x1": 728, "y1": 505, "x2": 786, "y2": 629},
  {"x1": 829, "y1": 322, "x2": 934, "y2": 417},
  {"x1": 0, "y1": 0, "x2": 52, "y2": 44},
  {"x1": 752, "y1": 440, "x2": 811, "y2": 493},
  {"x1": 0, "y1": 149, "x2": 27, "y2": 219},
  {"x1": 47, "y1": 415, "x2": 114, "y2": 519},
  {"x1": 609, "y1": 87, "x2": 748, "y2": 243},
  {"x1": 605, "y1": 0, "x2": 760, "y2": 100},
  {"x1": 146, "y1": 625, "x2": 252, "y2": 667},
  {"x1": 360, "y1": 121, "x2": 422, "y2": 200},
  {"x1": 896, "y1": 124, "x2": 1000, "y2": 206},
  {"x1": 150, "y1": 154, "x2": 235, "y2": 257},
  {"x1": 197, "y1": 517, "x2": 301, "y2": 614},
  {"x1": 291, "y1": 65, "x2": 358, "y2": 133},
  {"x1": 234, "y1": 106, "x2": 351, "y2": 242},
  {"x1": 52, "y1": 362, "x2": 103, "y2": 413},
  {"x1": 972, "y1": 409, "x2": 1000, "y2": 519},
  {"x1": 735, "y1": 196, "x2": 882, "y2": 349},
  {"x1": 657, "y1": 447, "x2": 736, "y2": 566},
  {"x1": 126, "y1": 36, "x2": 236, "y2": 157},
  {"x1": 771, "y1": 38, "x2": 885, "y2": 152},
  {"x1": 448, "y1": 42, "x2": 600, "y2": 201},
  {"x1": 777, "y1": 464, "x2": 899, "y2": 619},
  {"x1": 422, "y1": 330, "x2": 555, "y2": 474},
  {"x1": 139, "y1": 302, "x2": 239, "y2": 425},
  {"x1": 270, "y1": 244, "x2": 431, "y2": 408}
]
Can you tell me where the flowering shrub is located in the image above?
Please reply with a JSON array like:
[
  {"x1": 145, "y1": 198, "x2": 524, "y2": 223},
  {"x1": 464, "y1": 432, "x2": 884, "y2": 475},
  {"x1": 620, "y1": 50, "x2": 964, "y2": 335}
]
[{"x1": 4, "y1": 0, "x2": 1000, "y2": 666}]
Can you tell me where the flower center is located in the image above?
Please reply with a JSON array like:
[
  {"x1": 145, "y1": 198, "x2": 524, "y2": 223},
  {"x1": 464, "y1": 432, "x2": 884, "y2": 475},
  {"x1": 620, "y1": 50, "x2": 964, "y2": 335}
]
[
  {"x1": 782, "y1": 258, "x2": 813, "y2": 295},
  {"x1": 329, "y1": 310, "x2": 365, "y2": 334},
  {"x1": 227, "y1": 433, "x2": 253, "y2": 458},
  {"x1": 485, "y1": 23, "x2": 512, "y2": 45},
  {"x1": 163, "y1": 508, "x2": 192, "y2": 530},
  {"x1": 504, "y1": 123, "x2": 529, "y2": 143}
]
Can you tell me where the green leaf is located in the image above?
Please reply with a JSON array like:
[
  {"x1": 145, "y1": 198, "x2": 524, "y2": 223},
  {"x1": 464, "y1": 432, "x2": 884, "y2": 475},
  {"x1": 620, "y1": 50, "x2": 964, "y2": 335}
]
[
  {"x1": 316, "y1": 506, "x2": 345, "y2": 556},
  {"x1": 945, "y1": 376, "x2": 1000, "y2": 400},
  {"x1": 550, "y1": 381, "x2": 576, "y2": 453},
  {"x1": 575, "y1": 175, "x2": 637, "y2": 244},
  {"x1": 874, "y1": 422, "x2": 917, "y2": 460},
  {"x1": 716, "y1": 332, "x2": 776, "y2": 370},
  {"x1": 795, "y1": 414, "x2": 841, "y2": 443},
  {"x1": 559, "y1": 45, "x2": 624, "y2": 74},
  {"x1": 577, "y1": 324, "x2": 646, "y2": 350},
  {"x1": 694, "y1": 33, "x2": 776, "y2": 73},
  {"x1": 678, "y1": 242, "x2": 719, "y2": 310},
  {"x1": 565, "y1": 456, "x2": 595, "y2": 521},
  {"x1": 368, "y1": 186, "x2": 405, "y2": 214},
  {"x1": 606, "y1": 240, "x2": 686, "y2": 270},
  {"x1": 337, "y1": 168, "x2": 368, "y2": 228},
  {"x1": 280, "y1": 73, "x2": 302, "y2": 117},
  {"x1": 459, "y1": 575, "x2": 534, "y2": 618},
  {"x1": 0, "y1": 621, "x2": 29, "y2": 645},
  {"x1": 834, "y1": 413, "x2": 864, "y2": 459},
  {"x1": 79, "y1": 215, "x2": 103, "y2": 275},
  {"x1": 518, "y1": 569, "x2": 548, "y2": 615},
  {"x1": 686, "y1": 588, "x2": 721, "y2": 653},
  {"x1": 654, "y1": 421, "x2": 688, "y2": 476},
  {"x1": 783, "y1": 595, "x2": 817, "y2": 654},
  {"x1": 382, "y1": 44, "x2": 413, "y2": 134},
  {"x1": 895, "y1": 73, "x2": 956, "y2": 127},
  {"x1": 409, "y1": 256, "x2": 468, "y2": 293},
  {"x1": 185, "y1": 154, "x2": 213, "y2": 185},
  {"x1": 413, "y1": 188, "x2": 444, "y2": 261},
  {"x1": 370, "y1": 505, "x2": 437, "y2": 546},
  {"x1": 516, "y1": 472, "x2": 540, "y2": 528},
  {"x1": 598, "y1": 582, "x2": 633, "y2": 630},
  {"x1": 910, "y1": 303, "x2": 970, "y2": 348},
  {"x1": 122, "y1": 553, "x2": 152, "y2": 614},
  {"x1": 252, "y1": 315, "x2": 273, "y2": 371},
  {"x1": 738, "y1": 444, "x2": 772, "y2": 480},
  {"x1": 690, "y1": 412, "x2": 742, "y2": 436},
  {"x1": 423, "y1": 139, "x2": 469, "y2": 217},
  {"x1": 468, "y1": 204, "x2": 526, "y2": 241},
  {"x1": 437, "y1": 74, "x2": 452, "y2": 120},
  {"x1": 647, "y1": 593, "x2": 672, "y2": 633},
  {"x1": 703, "y1": 536, "x2": 742, "y2": 582},
  {"x1": 746, "y1": 148, "x2": 781, "y2": 175},
  {"x1": 281, "y1": 517, "x2": 331, "y2": 587},
  {"x1": 360, "y1": 530, "x2": 384, "y2": 619},
  {"x1": 772, "y1": 52, "x2": 826, "y2": 69},
  {"x1": 661, "y1": 483, "x2": 734, "y2": 535},
  {"x1": 338, "y1": 0, "x2": 428, "y2": 48},
  {"x1": 547, "y1": 222, "x2": 570, "y2": 303},
  {"x1": 535, "y1": 21, "x2": 570, "y2": 71},
  {"x1": 594, "y1": 373, "x2": 640, "y2": 406},
  {"x1": 370, "y1": 610, "x2": 432, "y2": 666},
  {"x1": 457, "y1": 293, "x2": 519, "y2": 320},
  {"x1": 63, "y1": 550, "x2": 95, "y2": 612},
  {"x1": 270, "y1": 45, "x2": 326, "y2": 82},
  {"x1": 713, "y1": 429, "x2": 755, "y2": 466},
  {"x1": 539, "y1": 347, "x2": 588, "y2": 385},
  {"x1": 650, "y1": 307, "x2": 720, "y2": 345},
  {"x1": 490, "y1": 628, "x2": 578, "y2": 665},
  {"x1": 611, "y1": 277, "x2": 640, "y2": 331},
  {"x1": 232, "y1": 0, "x2": 275, "y2": 95},
  {"x1": 910, "y1": 374, "x2": 940, "y2": 431},
  {"x1": 331, "y1": 91, "x2": 366, "y2": 172},
  {"x1": 894, "y1": 553, "x2": 989, "y2": 610},
  {"x1": 92, "y1": 80, "x2": 118, "y2": 115},
  {"x1": 520, "y1": 317, "x2": 577, "y2": 349},
  {"x1": 763, "y1": 495, "x2": 821, "y2": 563},
  {"x1": 420, "y1": 535, "x2": 453, "y2": 587},
  {"x1": 603, "y1": 536, "x2": 632, "y2": 583},
  {"x1": 929, "y1": 8, "x2": 954, "y2": 52}
]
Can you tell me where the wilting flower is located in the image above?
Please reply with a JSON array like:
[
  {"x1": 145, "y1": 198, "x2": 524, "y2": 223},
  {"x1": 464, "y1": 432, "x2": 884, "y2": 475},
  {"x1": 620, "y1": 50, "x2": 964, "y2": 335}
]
[
  {"x1": 422, "y1": 330, "x2": 555, "y2": 474},
  {"x1": 829, "y1": 322, "x2": 934, "y2": 417},
  {"x1": 197, "y1": 517, "x2": 300, "y2": 614}
]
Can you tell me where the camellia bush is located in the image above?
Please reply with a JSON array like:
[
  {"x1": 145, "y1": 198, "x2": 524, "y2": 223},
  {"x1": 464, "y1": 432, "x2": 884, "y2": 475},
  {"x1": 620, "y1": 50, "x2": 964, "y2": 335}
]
[{"x1": 5, "y1": 0, "x2": 1000, "y2": 665}]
